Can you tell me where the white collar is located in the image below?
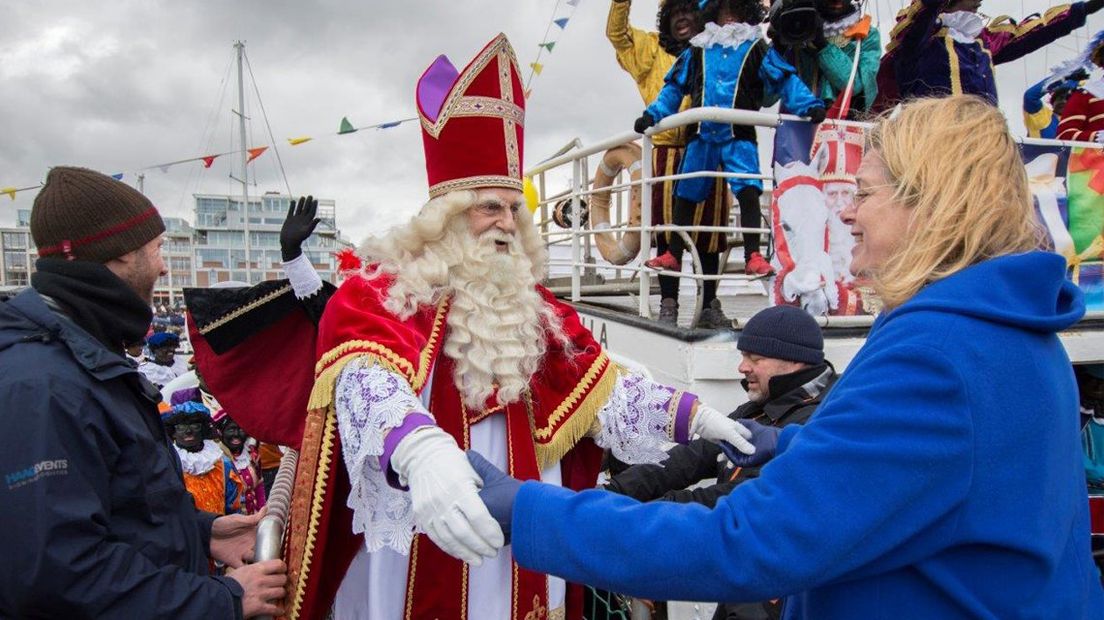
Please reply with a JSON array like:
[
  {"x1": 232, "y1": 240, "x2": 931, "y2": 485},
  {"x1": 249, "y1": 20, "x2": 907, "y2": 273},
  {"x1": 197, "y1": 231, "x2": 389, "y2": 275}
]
[
  {"x1": 231, "y1": 450, "x2": 252, "y2": 471},
  {"x1": 1083, "y1": 77, "x2": 1104, "y2": 99},
  {"x1": 939, "y1": 11, "x2": 984, "y2": 44},
  {"x1": 690, "y1": 22, "x2": 762, "y2": 49},
  {"x1": 822, "y1": 11, "x2": 862, "y2": 38},
  {"x1": 175, "y1": 440, "x2": 225, "y2": 476}
]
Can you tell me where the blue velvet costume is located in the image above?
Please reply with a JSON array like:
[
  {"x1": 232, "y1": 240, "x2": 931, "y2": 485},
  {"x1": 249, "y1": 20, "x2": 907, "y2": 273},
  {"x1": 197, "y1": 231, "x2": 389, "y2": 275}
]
[{"x1": 645, "y1": 29, "x2": 824, "y2": 202}]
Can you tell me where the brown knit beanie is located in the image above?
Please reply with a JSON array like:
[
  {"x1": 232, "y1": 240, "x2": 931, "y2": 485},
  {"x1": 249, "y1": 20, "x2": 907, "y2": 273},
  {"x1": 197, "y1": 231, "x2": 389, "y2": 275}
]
[{"x1": 31, "y1": 166, "x2": 166, "y2": 262}]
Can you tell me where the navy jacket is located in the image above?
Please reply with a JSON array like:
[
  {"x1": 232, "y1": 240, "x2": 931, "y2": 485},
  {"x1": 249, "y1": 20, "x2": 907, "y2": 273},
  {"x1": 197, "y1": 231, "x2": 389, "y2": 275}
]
[{"x1": 0, "y1": 289, "x2": 242, "y2": 618}]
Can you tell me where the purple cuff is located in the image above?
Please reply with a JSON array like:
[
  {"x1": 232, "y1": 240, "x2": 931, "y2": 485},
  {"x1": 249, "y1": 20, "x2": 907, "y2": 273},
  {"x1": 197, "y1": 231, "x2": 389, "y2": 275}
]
[
  {"x1": 673, "y1": 393, "x2": 696, "y2": 444},
  {"x1": 380, "y1": 412, "x2": 436, "y2": 490}
]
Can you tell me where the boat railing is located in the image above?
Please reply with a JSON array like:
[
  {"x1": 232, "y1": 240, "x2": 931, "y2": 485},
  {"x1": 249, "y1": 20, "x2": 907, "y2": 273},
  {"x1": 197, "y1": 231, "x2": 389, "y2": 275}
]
[{"x1": 525, "y1": 106, "x2": 1103, "y2": 328}]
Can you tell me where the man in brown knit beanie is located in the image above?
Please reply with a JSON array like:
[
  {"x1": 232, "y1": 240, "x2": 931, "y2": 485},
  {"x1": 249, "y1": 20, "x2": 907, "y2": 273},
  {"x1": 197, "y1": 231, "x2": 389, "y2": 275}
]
[{"x1": 0, "y1": 166, "x2": 286, "y2": 618}]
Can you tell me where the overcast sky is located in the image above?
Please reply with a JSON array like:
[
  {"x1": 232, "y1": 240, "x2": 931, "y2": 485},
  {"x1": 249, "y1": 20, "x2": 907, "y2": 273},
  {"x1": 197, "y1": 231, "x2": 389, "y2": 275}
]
[{"x1": 2, "y1": 0, "x2": 1100, "y2": 244}]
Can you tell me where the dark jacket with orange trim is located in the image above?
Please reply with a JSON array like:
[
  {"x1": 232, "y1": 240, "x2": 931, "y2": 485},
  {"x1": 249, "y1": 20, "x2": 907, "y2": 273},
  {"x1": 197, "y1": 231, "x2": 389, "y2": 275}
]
[
  {"x1": 874, "y1": 0, "x2": 1094, "y2": 108},
  {"x1": 604, "y1": 362, "x2": 836, "y2": 508}
]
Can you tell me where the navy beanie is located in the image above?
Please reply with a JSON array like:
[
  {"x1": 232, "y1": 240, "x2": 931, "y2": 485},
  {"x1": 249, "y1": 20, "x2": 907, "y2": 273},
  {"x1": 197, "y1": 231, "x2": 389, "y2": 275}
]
[{"x1": 738, "y1": 305, "x2": 824, "y2": 365}]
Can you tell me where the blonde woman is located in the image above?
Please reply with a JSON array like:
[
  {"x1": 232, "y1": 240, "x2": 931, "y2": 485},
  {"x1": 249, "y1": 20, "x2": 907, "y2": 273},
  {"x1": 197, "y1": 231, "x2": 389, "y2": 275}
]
[{"x1": 470, "y1": 96, "x2": 1104, "y2": 619}]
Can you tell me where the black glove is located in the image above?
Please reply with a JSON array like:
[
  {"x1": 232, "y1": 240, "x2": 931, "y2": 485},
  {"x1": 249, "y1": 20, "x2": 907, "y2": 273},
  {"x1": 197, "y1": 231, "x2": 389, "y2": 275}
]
[
  {"x1": 280, "y1": 195, "x2": 321, "y2": 262},
  {"x1": 1088, "y1": 0, "x2": 1104, "y2": 14},
  {"x1": 634, "y1": 112, "x2": 656, "y2": 134},
  {"x1": 806, "y1": 106, "x2": 826, "y2": 124}
]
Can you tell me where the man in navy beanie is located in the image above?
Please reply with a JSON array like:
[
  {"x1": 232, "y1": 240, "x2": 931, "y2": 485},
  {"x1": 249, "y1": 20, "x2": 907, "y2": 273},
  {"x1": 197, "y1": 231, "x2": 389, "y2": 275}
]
[
  {"x1": 605, "y1": 304, "x2": 836, "y2": 620},
  {"x1": 0, "y1": 167, "x2": 286, "y2": 618}
]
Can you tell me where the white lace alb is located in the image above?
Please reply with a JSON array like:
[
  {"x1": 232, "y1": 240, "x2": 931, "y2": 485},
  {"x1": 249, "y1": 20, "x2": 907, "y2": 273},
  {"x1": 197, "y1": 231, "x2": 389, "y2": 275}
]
[
  {"x1": 175, "y1": 440, "x2": 225, "y2": 476},
  {"x1": 335, "y1": 357, "x2": 431, "y2": 554},
  {"x1": 593, "y1": 372, "x2": 676, "y2": 465}
]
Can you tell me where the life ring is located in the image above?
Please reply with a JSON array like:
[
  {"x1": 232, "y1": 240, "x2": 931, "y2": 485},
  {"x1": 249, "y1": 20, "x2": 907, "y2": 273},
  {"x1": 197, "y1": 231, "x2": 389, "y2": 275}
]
[{"x1": 590, "y1": 143, "x2": 643, "y2": 265}]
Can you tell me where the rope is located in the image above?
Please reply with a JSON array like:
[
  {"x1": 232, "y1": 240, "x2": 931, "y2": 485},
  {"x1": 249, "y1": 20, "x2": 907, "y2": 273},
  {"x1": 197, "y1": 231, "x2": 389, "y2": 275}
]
[
  {"x1": 526, "y1": 0, "x2": 564, "y2": 90},
  {"x1": 245, "y1": 51, "x2": 294, "y2": 198}
]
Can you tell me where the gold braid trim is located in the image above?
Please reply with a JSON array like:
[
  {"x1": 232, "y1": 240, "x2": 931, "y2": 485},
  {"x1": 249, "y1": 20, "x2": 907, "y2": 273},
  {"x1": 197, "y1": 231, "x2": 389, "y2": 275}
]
[
  {"x1": 307, "y1": 298, "x2": 449, "y2": 410},
  {"x1": 884, "y1": 0, "x2": 927, "y2": 55},
  {"x1": 944, "y1": 34, "x2": 963, "y2": 96},
  {"x1": 532, "y1": 356, "x2": 620, "y2": 470},
  {"x1": 986, "y1": 5, "x2": 1072, "y2": 36},
  {"x1": 197, "y1": 284, "x2": 292, "y2": 335},
  {"x1": 287, "y1": 406, "x2": 338, "y2": 619}
]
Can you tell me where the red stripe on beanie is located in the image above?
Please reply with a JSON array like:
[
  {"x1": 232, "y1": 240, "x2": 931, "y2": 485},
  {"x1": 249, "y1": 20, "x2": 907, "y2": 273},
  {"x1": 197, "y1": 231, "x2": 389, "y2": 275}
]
[{"x1": 38, "y1": 206, "x2": 161, "y2": 257}]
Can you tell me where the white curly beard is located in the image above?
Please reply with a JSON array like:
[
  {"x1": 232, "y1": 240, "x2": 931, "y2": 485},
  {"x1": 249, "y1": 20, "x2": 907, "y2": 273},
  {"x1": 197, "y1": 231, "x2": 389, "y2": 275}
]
[{"x1": 443, "y1": 222, "x2": 551, "y2": 409}]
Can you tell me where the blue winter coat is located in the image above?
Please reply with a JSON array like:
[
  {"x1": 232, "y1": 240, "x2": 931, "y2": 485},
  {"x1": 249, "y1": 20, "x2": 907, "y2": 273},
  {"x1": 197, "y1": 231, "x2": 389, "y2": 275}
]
[
  {"x1": 513, "y1": 252, "x2": 1104, "y2": 619},
  {"x1": 0, "y1": 289, "x2": 243, "y2": 618}
]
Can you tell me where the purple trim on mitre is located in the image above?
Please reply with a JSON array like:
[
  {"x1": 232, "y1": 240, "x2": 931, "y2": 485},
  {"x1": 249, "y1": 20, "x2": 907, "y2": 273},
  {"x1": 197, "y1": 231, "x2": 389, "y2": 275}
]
[
  {"x1": 417, "y1": 55, "x2": 459, "y2": 123},
  {"x1": 380, "y1": 412, "x2": 436, "y2": 490},
  {"x1": 674, "y1": 392, "x2": 697, "y2": 444}
]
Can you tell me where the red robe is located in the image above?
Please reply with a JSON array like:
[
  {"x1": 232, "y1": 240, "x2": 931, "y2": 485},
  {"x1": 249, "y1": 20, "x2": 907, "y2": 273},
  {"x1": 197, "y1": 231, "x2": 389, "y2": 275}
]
[{"x1": 191, "y1": 274, "x2": 613, "y2": 620}]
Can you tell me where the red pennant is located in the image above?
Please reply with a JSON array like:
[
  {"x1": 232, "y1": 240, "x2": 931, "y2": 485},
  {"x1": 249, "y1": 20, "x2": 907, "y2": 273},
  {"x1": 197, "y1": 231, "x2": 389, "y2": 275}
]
[
  {"x1": 202, "y1": 155, "x2": 218, "y2": 169},
  {"x1": 246, "y1": 147, "x2": 268, "y2": 164}
]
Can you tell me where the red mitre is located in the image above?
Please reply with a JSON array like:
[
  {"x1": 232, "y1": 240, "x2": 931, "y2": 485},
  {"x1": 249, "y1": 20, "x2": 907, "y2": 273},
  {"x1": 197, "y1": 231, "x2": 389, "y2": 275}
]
[
  {"x1": 417, "y1": 33, "x2": 526, "y2": 198},
  {"x1": 812, "y1": 123, "x2": 865, "y2": 183}
]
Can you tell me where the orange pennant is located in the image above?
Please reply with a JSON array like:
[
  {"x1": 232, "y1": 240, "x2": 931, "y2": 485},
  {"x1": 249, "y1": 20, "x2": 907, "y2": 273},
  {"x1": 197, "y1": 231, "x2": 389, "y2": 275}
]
[{"x1": 247, "y1": 147, "x2": 268, "y2": 164}]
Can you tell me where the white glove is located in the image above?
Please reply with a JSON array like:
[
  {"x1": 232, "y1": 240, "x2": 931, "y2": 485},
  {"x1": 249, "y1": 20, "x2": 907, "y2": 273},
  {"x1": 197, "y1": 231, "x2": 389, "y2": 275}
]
[
  {"x1": 689, "y1": 405, "x2": 756, "y2": 455},
  {"x1": 390, "y1": 426, "x2": 505, "y2": 565},
  {"x1": 1095, "y1": 131, "x2": 1104, "y2": 145}
]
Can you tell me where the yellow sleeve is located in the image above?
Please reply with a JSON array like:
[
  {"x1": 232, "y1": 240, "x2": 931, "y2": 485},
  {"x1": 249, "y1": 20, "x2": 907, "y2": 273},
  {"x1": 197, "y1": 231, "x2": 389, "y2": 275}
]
[
  {"x1": 606, "y1": 0, "x2": 659, "y2": 83},
  {"x1": 1023, "y1": 107, "x2": 1053, "y2": 138}
]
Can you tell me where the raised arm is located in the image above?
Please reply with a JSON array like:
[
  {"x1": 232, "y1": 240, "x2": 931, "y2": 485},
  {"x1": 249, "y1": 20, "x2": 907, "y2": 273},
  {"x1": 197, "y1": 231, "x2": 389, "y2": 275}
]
[{"x1": 985, "y1": 2, "x2": 1098, "y2": 65}]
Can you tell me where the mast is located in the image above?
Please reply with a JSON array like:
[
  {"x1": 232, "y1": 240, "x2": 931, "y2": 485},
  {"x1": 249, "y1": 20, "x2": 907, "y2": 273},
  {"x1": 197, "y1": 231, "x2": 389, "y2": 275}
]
[{"x1": 234, "y1": 40, "x2": 252, "y2": 284}]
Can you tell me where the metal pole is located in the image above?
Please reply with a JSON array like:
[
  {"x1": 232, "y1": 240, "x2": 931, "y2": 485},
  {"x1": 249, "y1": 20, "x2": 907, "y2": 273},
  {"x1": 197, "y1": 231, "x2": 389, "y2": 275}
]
[
  {"x1": 235, "y1": 41, "x2": 252, "y2": 284},
  {"x1": 638, "y1": 134, "x2": 654, "y2": 318},
  {"x1": 570, "y1": 158, "x2": 582, "y2": 302},
  {"x1": 137, "y1": 173, "x2": 145, "y2": 194}
]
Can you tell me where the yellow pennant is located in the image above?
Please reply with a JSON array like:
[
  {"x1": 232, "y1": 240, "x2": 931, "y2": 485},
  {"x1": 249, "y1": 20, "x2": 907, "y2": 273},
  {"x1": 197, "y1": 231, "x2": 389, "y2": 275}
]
[
  {"x1": 530, "y1": 62, "x2": 543, "y2": 76},
  {"x1": 1, "y1": 187, "x2": 16, "y2": 201},
  {"x1": 288, "y1": 137, "x2": 313, "y2": 146}
]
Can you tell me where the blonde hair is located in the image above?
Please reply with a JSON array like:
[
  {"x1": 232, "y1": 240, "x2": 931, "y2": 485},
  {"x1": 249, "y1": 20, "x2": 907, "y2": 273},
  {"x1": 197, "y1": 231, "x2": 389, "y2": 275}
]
[{"x1": 867, "y1": 96, "x2": 1043, "y2": 309}]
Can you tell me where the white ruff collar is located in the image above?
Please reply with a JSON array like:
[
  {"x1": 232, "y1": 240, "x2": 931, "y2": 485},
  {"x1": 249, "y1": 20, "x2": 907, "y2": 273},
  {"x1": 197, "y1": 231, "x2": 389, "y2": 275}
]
[
  {"x1": 940, "y1": 11, "x2": 984, "y2": 44},
  {"x1": 176, "y1": 440, "x2": 225, "y2": 476},
  {"x1": 822, "y1": 11, "x2": 861, "y2": 38},
  {"x1": 691, "y1": 22, "x2": 762, "y2": 49},
  {"x1": 1083, "y1": 77, "x2": 1104, "y2": 99}
]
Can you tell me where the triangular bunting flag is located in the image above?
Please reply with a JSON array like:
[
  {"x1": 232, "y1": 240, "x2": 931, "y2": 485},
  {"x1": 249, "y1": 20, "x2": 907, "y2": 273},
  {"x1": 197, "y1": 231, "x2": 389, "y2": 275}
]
[
  {"x1": 202, "y1": 155, "x2": 218, "y2": 169},
  {"x1": 530, "y1": 62, "x2": 544, "y2": 76},
  {"x1": 566, "y1": 0, "x2": 580, "y2": 6},
  {"x1": 525, "y1": 88, "x2": 533, "y2": 100},
  {"x1": 540, "y1": 42, "x2": 556, "y2": 52},
  {"x1": 377, "y1": 120, "x2": 402, "y2": 129},
  {"x1": 246, "y1": 147, "x2": 268, "y2": 164},
  {"x1": 158, "y1": 165, "x2": 171, "y2": 174},
  {"x1": 1, "y1": 187, "x2": 16, "y2": 201},
  {"x1": 338, "y1": 117, "x2": 357, "y2": 134},
  {"x1": 288, "y1": 137, "x2": 313, "y2": 146},
  {"x1": 554, "y1": 18, "x2": 569, "y2": 29},
  {"x1": 111, "y1": 173, "x2": 124, "y2": 181}
]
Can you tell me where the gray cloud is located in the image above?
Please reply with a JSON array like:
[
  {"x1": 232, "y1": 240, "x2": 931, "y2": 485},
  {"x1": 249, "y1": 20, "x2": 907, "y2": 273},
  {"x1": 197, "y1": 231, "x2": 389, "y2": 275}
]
[{"x1": 1, "y1": 0, "x2": 1099, "y2": 242}]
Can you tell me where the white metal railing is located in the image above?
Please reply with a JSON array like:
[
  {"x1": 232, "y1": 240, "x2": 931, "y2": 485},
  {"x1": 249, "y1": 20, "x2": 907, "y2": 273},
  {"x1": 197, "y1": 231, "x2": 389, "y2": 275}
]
[{"x1": 525, "y1": 106, "x2": 1104, "y2": 326}]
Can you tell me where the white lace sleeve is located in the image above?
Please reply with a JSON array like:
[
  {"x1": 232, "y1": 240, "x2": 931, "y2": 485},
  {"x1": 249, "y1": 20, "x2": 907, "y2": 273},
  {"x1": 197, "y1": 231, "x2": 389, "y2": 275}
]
[
  {"x1": 334, "y1": 356, "x2": 429, "y2": 554},
  {"x1": 283, "y1": 253, "x2": 324, "y2": 299},
  {"x1": 593, "y1": 371, "x2": 675, "y2": 465}
]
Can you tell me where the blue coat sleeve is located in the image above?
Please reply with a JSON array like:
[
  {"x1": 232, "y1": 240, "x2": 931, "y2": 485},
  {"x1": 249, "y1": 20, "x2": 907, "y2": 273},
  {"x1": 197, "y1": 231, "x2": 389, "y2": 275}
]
[
  {"x1": 761, "y1": 47, "x2": 824, "y2": 117},
  {"x1": 512, "y1": 343, "x2": 973, "y2": 602},
  {"x1": 1023, "y1": 77, "x2": 1047, "y2": 114},
  {"x1": 0, "y1": 378, "x2": 241, "y2": 618},
  {"x1": 646, "y1": 50, "x2": 692, "y2": 121}
]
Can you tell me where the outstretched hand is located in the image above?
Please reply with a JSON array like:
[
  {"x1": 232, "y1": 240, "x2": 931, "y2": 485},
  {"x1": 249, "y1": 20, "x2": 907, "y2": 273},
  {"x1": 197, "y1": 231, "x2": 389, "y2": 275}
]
[
  {"x1": 280, "y1": 195, "x2": 321, "y2": 262},
  {"x1": 718, "y1": 420, "x2": 782, "y2": 468},
  {"x1": 210, "y1": 508, "x2": 264, "y2": 568},
  {"x1": 466, "y1": 450, "x2": 522, "y2": 544}
]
